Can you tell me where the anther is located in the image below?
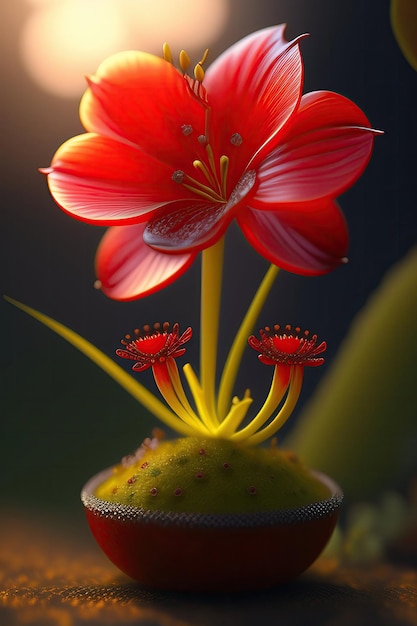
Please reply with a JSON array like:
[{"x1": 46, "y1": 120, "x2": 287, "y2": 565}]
[
  {"x1": 162, "y1": 42, "x2": 173, "y2": 64},
  {"x1": 199, "y1": 49, "x2": 209, "y2": 65},
  {"x1": 230, "y1": 133, "x2": 243, "y2": 146},
  {"x1": 181, "y1": 124, "x2": 193, "y2": 136},
  {"x1": 172, "y1": 170, "x2": 185, "y2": 183},
  {"x1": 179, "y1": 50, "x2": 190, "y2": 73},
  {"x1": 219, "y1": 155, "x2": 229, "y2": 197},
  {"x1": 194, "y1": 63, "x2": 205, "y2": 82}
]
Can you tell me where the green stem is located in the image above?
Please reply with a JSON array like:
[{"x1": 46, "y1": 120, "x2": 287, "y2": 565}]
[
  {"x1": 217, "y1": 264, "x2": 280, "y2": 420},
  {"x1": 200, "y1": 237, "x2": 225, "y2": 422}
]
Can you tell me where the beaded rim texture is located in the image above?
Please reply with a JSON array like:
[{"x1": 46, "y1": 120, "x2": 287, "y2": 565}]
[{"x1": 81, "y1": 466, "x2": 343, "y2": 530}]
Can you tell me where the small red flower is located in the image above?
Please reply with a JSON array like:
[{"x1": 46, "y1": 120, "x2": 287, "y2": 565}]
[
  {"x1": 248, "y1": 324, "x2": 326, "y2": 367},
  {"x1": 43, "y1": 25, "x2": 378, "y2": 300},
  {"x1": 116, "y1": 323, "x2": 192, "y2": 372}
]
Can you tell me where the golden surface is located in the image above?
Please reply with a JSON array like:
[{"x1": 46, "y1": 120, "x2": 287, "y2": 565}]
[{"x1": 1, "y1": 510, "x2": 416, "y2": 626}]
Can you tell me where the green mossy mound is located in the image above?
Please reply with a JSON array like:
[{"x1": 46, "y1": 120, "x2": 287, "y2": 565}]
[{"x1": 95, "y1": 437, "x2": 330, "y2": 514}]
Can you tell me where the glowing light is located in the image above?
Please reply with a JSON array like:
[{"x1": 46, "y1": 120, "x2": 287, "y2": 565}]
[
  {"x1": 19, "y1": 0, "x2": 230, "y2": 98},
  {"x1": 122, "y1": 0, "x2": 230, "y2": 50}
]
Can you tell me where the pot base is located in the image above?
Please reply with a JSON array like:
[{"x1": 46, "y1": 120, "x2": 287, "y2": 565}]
[{"x1": 82, "y1": 467, "x2": 342, "y2": 592}]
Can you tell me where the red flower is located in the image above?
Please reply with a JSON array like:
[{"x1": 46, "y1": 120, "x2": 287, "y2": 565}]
[
  {"x1": 248, "y1": 324, "x2": 326, "y2": 367},
  {"x1": 116, "y1": 323, "x2": 192, "y2": 372},
  {"x1": 44, "y1": 25, "x2": 377, "y2": 300}
]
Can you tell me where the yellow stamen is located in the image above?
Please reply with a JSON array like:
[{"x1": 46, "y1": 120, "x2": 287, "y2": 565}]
[
  {"x1": 199, "y1": 48, "x2": 210, "y2": 65},
  {"x1": 182, "y1": 184, "x2": 224, "y2": 204},
  {"x1": 219, "y1": 155, "x2": 229, "y2": 198},
  {"x1": 217, "y1": 264, "x2": 280, "y2": 419},
  {"x1": 179, "y1": 50, "x2": 191, "y2": 73},
  {"x1": 193, "y1": 159, "x2": 218, "y2": 190},
  {"x1": 162, "y1": 42, "x2": 173, "y2": 64},
  {"x1": 206, "y1": 144, "x2": 220, "y2": 193},
  {"x1": 194, "y1": 63, "x2": 205, "y2": 82},
  {"x1": 184, "y1": 168, "x2": 224, "y2": 201}
]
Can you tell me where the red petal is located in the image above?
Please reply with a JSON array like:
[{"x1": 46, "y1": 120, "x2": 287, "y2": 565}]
[
  {"x1": 144, "y1": 200, "x2": 232, "y2": 252},
  {"x1": 238, "y1": 200, "x2": 348, "y2": 275},
  {"x1": 252, "y1": 91, "x2": 377, "y2": 206},
  {"x1": 80, "y1": 51, "x2": 207, "y2": 171},
  {"x1": 96, "y1": 224, "x2": 196, "y2": 300},
  {"x1": 204, "y1": 25, "x2": 306, "y2": 185},
  {"x1": 47, "y1": 133, "x2": 189, "y2": 224}
]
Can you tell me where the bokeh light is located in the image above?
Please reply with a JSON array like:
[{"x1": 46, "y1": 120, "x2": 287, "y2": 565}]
[{"x1": 19, "y1": 0, "x2": 230, "y2": 98}]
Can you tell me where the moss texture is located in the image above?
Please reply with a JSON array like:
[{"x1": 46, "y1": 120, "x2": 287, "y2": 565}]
[{"x1": 95, "y1": 437, "x2": 329, "y2": 514}]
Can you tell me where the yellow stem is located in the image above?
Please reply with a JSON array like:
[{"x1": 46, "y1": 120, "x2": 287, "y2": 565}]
[
  {"x1": 213, "y1": 396, "x2": 253, "y2": 438},
  {"x1": 238, "y1": 367, "x2": 304, "y2": 446},
  {"x1": 153, "y1": 365, "x2": 208, "y2": 434},
  {"x1": 200, "y1": 237, "x2": 224, "y2": 423},
  {"x1": 183, "y1": 363, "x2": 217, "y2": 433},
  {"x1": 227, "y1": 366, "x2": 290, "y2": 440},
  {"x1": 4, "y1": 296, "x2": 195, "y2": 437},
  {"x1": 217, "y1": 264, "x2": 280, "y2": 420},
  {"x1": 166, "y1": 359, "x2": 203, "y2": 425}
]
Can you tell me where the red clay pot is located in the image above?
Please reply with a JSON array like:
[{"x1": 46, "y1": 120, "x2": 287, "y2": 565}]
[{"x1": 81, "y1": 467, "x2": 342, "y2": 592}]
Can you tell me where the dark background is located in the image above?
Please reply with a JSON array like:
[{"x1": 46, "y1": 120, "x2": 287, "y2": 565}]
[{"x1": 1, "y1": 0, "x2": 416, "y2": 515}]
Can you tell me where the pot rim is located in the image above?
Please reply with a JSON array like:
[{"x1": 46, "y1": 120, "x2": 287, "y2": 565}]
[{"x1": 81, "y1": 465, "x2": 343, "y2": 530}]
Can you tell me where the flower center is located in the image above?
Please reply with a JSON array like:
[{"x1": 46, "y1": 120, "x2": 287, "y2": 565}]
[
  {"x1": 164, "y1": 43, "x2": 254, "y2": 207},
  {"x1": 172, "y1": 144, "x2": 230, "y2": 203}
]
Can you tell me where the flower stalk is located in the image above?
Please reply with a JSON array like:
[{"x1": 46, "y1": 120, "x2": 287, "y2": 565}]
[
  {"x1": 200, "y1": 236, "x2": 224, "y2": 424},
  {"x1": 217, "y1": 263, "x2": 280, "y2": 419}
]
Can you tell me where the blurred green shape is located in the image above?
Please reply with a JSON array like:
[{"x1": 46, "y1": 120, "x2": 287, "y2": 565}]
[
  {"x1": 391, "y1": 0, "x2": 417, "y2": 71},
  {"x1": 286, "y1": 247, "x2": 417, "y2": 500}
]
